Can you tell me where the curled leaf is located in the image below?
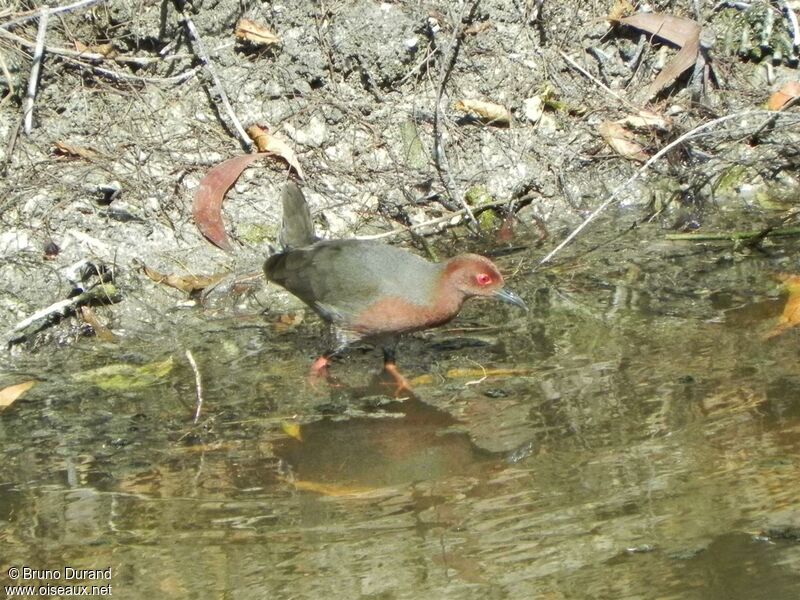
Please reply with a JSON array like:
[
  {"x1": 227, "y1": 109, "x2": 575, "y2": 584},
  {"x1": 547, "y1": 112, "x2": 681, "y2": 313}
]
[
  {"x1": 616, "y1": 13, "x2": 701, "y2": 99},
  {"x1": 235, "y1": 19, "x2": 281, "y2": 46},
  {"x1": 0, "y1": 380, "x2": 36, "y2": 410},
  {"x1": 143, "y1": 264, "x2": 225, "y2": 294},
  {"x1": 598, "y1": 121, "x2": 648, "y2": 162},
  {"x1": 454, "y1": 99, "x2": 512, "y2": 125},
  {"x1": 616, "y1": 110, "x2": 672, "y2": 132},
  {"x1": 767, "y1": 81, "x2": 800, "y2": 111},
  {"x1": 193, "y1": 153, "x2": 263, "y2": 251},
  {"x1": 79, "y1": 306, "x2": 116, "y2": 342},
  {"x1": 53, "y1": 141, "x2": 99, "y2": 160},
  {"x1": 74, "y1": 40, "x2": 116, "y2": 57},
  {"x1": 246, "y1": 125, "x2": 305, "y2": 179}
]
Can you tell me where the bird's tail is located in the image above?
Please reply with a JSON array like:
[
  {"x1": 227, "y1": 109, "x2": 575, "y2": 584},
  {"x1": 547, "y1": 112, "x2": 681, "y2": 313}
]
[{"x1": 278, "y1": 182, "x2": 318, "y2": 250}]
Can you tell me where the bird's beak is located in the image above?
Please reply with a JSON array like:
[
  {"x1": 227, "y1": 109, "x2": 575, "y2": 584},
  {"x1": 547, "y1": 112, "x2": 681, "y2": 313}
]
[{"x1": 493, "y1": 288, "x2": 527, "y2": 311}]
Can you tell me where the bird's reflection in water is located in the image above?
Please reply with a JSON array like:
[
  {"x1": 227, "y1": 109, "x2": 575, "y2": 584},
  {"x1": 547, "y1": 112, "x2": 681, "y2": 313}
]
[{"x1": 273, "y1": 380, "x2": 517, "y2": 496}]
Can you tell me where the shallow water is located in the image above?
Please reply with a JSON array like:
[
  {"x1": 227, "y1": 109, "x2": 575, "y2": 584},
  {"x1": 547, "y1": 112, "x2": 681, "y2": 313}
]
[{"x1": 2, "y1": 226, "x2": 800, "y2": 599}]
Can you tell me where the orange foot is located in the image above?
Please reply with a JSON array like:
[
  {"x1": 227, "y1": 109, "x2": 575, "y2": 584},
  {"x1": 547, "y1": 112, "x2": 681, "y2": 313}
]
[
  {"x1": 307, "y1": 355, "x2": 332, "y2": 388},
  {"x1": 383, "y1": 362, "x2": 413, "y2": 398}
]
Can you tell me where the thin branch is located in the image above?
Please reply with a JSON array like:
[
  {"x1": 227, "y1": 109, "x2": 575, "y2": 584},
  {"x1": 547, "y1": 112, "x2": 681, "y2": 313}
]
[
  {"x1": 559, "y1": 50, "x2": 639, "y2": 111},
  {"x1": 0, "y1": 0, "x2": 104, "y2": 30},
  {"x1": 61, "y1": 55, "x2": 201, "y2": 85},
  {"x1": 185, "y1": 350, "x2": 204, "y2": 424},
  {"x1": 0, "y1": 26, "x2": 199, "y2": 65},
  {"x1": 183, "y1": 17, "x2": 253, "y2": 152},
  {"x1": 537, "y1": 110, "x2": 794, "y2": 267},
  {"x1": 0, "y1": 51, "x2": 14, "y2": 108},
  {"x1": 355, "y1": 194, "x2": 532, "y2": 241},
  {"x1": 432, "y1": 0, "x2": 480, "y2": 231},
  {"x1": 23, "y1": 8, "x2": 48, "y2": 135},
  {"x1": 665, "y1": 226, "x2": 800, "y2": 241}
]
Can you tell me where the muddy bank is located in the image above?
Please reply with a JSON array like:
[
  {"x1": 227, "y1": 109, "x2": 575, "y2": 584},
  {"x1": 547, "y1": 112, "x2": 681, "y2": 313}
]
[{"x1": 1, "y1": 0, "x2": 799, "y2": 352}]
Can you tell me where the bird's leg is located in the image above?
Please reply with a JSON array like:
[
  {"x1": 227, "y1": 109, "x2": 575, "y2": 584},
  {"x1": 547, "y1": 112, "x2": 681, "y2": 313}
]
[
  {"x1": 310, "y1": 354, "x2": 332, "y2": 377},
  {"x1": 308, "y1": 351, "x2": 338, "y2": 388},
  {"x1": 382, "y1": 346, "x2": 412, "y2": 395},
  {"x1": 308, "y1": 327, "x2": 351, "y2": 387}
]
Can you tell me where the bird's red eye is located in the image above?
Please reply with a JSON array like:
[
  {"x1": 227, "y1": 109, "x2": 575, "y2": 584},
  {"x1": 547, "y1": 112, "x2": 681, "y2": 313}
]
[{"x1": 476, "y1": 273, "x2": 492, "y2": 286}]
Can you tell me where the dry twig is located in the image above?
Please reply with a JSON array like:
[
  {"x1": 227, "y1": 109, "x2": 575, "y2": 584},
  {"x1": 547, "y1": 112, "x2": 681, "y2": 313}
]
[
  {"x1": 185, "y1": 349, "x2": 204, "y2": 424},
  {"x1": 22, "y1": 8, "x2": 48, "y2": 135},
  {"x1": 1, "y1": 0, "x2": 103, "y2": 30},
  {"x1": 559, "y1": 50, "x2": 639, "y2": 111},
  {"x1": 432, "y1": 0, "x2": 480, "y2": 231},
  {"x1": 356, "y1": 194, "x2": 532, "y2": 241},
  {"x1": 183, "y1": 17, "x2": 253, "y2": 152}
]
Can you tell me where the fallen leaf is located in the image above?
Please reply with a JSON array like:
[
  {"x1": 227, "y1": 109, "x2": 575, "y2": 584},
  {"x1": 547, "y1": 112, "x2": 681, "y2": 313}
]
[
  {"x1": 408, "y1": 373, "x2": 435, "y2": 386},
  {"x1": 79, "y1": 306, "x2": 115, "y2": 342},
  {"x1": 290, "y1": 479, "x2": 385, "y2": 497},
  {"x1": 598, "y1": 121, "x2": 648, "y2": 162},
  {"x1": 274, "y1": 311, "x2": 304, "y2": 333},
  {"x1": 616, "y1": 109, "x2": 672, "y2": 131},
  {"x1": 463, "y1": 21, "x2": 493, "y2": 35},
  {"x1": 618, "y1": 12, "x2": 699, "y2": 46},
  {"x1": 454, "y1": 99, "x2": 512, "y2": 125},
  {"x1": 193, "y1": 153, "x2": 264, "y2": 251},
  {"x1": 616, "y1": 12, "x2": 701, "y2": 99},
  {"x1": 764, "y1": 274, "x2": 800, "y2": 339},
  {"x1": 282, "y1": 421, "x2": 303, "y2": 441},
  {"x1": 74, "y1": 40, "x2": 116, "y2": 57},
  {"x1": 53, "y1": 141, "x2": 98, "y2": 160},
  {"x1": 767, "y1": 81, "x2": 800, "y2": 111},
  {"x1": 235, "y1": 19, "x2": 281, "y2": 46},
  {"x1": 608, "y1": 0, "x2": 635, "y2": 22},
  {"x1": 193, "y1": 127, "x2": 305, "y2": 251},
  {"x1": 445, "y1": 367, "x2": 534, "y2": 379},
  {"x1": 72, "y1": 356, "x2": 174, "y2": 391},
  {"x1": 246, "y1": 125, "x2": 305, "y2": 179},
  {"x1": 142, "y1": 264, "x2": 226, "y2": 294},
  {"x1": 0, "y1": 380, "x2": 36, "y2": 410}
]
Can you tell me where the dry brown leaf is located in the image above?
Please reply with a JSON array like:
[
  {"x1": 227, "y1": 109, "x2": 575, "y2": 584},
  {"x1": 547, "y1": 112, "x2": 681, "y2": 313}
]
[
  {"x1": 274, "y1": 311, "x2": 304, "y2": 333},
  {"x1": 282, "y1": 421, "x2": 303, "y2": 441},
  {"x1": 290, "y1": 480, "x2": 382, "y2": 497},
  {"x1": 618, "y1": 13, "x2": 699, "y2": 46},
  {"x1": 616, "y1": 109, "x2": 672, "y2": 131},
  {"x1": 0, "y1": 380, "x2": 36, "y2": 410},
  {"x1": 74, "y1": 40, "x2": 115, "y2": 57},
  {"x1": 764, "y1": 274, "x2": 800, "y2": 339},
  {"x1": 235, "y1": 19, "x2": 281, "y2": 46},
  {"x1": 767, "y1": 81, "x2": 800, "y2": 111},
  {"x1": 454, "y1": 99, "x2": 512, "y2": 125},
  {"x1": 464, "y1": 21, "x2": 493, "y2": 35},
  {"x1": 445, "y1": 367, "x2": 534, "y2": 379},
  {"x1": 617, "y1": 13, "x2": 701, "y2": 99},
  {"x1": 246, "y1": 125, "x2": 305, "y2": 179},
  {"x1": 193, "y1": 153, "x2": 264, "y2": 251},
  {"x1": 79, "y1": 306, "x2": 115, "y2": 342},
  {"x1": 608, "y1": 0, "x2": 635, "y2": 22},
  {"x1": 143, "y1": 264, "x2": 225, "y2": 294},
  {"x1": 53, "y1": 141, "x2": 98, "y2": 160},
  {"x1": 598, "y1": 121, "x2": 648, "y2": 162}
]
